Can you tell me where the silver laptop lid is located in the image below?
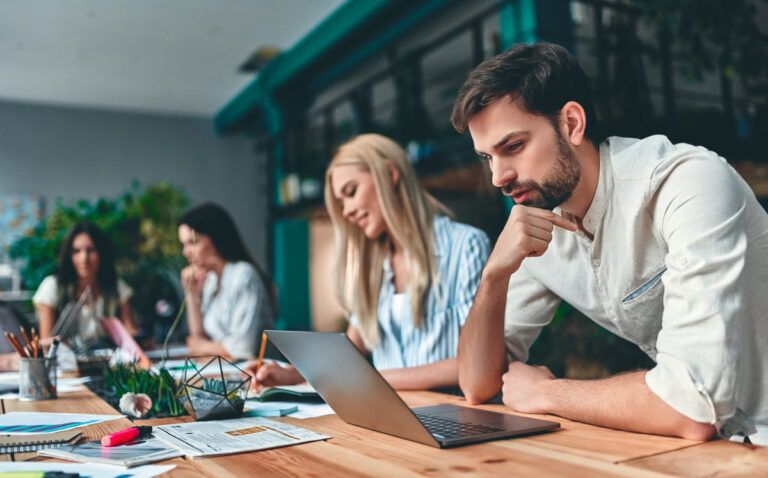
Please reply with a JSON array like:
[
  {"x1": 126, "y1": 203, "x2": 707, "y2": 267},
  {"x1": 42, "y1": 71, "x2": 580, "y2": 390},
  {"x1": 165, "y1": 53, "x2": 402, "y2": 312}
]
[{"x1": 266, "y1": 330, "x2": 439, "y2": 447}]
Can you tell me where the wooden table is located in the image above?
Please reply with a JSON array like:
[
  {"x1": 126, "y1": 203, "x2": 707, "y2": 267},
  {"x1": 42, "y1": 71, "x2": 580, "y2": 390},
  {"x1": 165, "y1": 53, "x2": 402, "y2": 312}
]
[{"x1": 2, "y1": 389, "x2": 766, "y2": 477}]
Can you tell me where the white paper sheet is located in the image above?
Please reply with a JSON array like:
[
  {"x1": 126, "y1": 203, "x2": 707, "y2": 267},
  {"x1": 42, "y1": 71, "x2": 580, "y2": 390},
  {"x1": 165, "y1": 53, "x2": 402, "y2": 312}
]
[
  {"x1": 0, "y1": 376, "x2": 91, "y2": 399},
  {"x1": 144, "y1": 345, "x2": 189, "y2": 359},
  {"x1": 0, "y1": 462, "x2": 174, "y2": 478}
]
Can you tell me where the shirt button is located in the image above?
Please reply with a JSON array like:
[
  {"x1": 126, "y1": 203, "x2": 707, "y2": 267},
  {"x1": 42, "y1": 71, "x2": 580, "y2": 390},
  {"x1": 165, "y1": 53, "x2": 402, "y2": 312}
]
[{"x1": 592, "y1": 259, "x2": 600, "y2": 267}]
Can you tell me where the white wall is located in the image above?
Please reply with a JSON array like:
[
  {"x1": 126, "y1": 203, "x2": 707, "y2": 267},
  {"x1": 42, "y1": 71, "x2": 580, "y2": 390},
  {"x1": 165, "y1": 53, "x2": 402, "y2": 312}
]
[{"x1": 0, "y1": 100, "x2": 269, "y2": 266}]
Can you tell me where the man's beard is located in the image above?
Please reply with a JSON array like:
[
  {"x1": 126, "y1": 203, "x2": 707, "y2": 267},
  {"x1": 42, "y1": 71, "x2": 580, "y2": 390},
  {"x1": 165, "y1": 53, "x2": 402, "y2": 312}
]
[{"x1": 505, "y1": 132, "x2": 581, "y2": 210}]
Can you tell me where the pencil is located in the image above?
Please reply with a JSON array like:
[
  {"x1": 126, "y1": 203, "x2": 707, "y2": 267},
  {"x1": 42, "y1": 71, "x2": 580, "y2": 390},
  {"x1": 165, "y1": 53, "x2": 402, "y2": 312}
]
[
  {"x1": 256, "y1": 332, "x2": 268, "y2": 371},
  {"x1": 19, "y1": 326, "x2": 32, "y2": 347},
  {"x1": 31, "y1": 327, "x2": 39, "y2": 358},
  {"x1": 4, "y1": 332, "x2": 28, "y2": 357}
]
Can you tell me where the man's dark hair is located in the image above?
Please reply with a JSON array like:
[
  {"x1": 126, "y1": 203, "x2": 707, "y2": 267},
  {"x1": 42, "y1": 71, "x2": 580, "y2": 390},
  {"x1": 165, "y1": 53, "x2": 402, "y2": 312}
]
[{"x1": 451, "y1": 42, "x2": 602, "y2": 144}]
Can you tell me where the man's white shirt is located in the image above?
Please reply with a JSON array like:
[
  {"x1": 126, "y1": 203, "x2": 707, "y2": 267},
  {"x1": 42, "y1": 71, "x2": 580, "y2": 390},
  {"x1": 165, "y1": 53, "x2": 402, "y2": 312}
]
[{"x1": 503, "y1": 135, "x2": 768, "y2": 444}]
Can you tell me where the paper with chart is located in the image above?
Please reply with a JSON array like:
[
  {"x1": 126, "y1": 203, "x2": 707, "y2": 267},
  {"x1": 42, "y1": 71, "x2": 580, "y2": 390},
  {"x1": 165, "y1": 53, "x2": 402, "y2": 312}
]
[
  {"x1": 0, "y1": 412, "x2": 123, "y2": 434},
  {"x1": 155, "y1": 417, "x2": 330, "y2": 458}
]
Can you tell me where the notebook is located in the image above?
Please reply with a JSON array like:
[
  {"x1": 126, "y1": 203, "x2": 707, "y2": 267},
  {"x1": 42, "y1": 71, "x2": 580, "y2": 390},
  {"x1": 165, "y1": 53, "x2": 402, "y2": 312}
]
[
  {"x1": 0, "y1": 428, "x2": 82, "y2": 454},
  {"x1": 39, "y1": 436, "x2": 183, "y2": 467},
  {"x1": 255, "y1": 383, "x2": 321, "y2": 402}
]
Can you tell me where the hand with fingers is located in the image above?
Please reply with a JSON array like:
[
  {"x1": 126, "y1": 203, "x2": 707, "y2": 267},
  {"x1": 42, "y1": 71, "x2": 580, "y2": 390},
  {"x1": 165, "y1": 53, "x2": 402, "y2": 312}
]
[
  {"x1": 246, "y1": 361, "x2": 304, "y2": 393},
  {"x1": 487, "y1": 205, "x2": 577, "y2": 277},
  {"x1": 180, "y1": 265, "x2": 206, "y2": 303},
  {"x1": 501, "y1": 361, "x2": 556, "y2": 414}
]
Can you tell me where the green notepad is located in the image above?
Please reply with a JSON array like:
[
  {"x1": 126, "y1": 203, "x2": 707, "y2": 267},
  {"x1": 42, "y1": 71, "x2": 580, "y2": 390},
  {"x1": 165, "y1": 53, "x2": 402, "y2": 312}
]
[
  {"x1": 254, "y1": 383, "x2": 321, "y2": 402},
  {"x1": 243, "y1": 403, "x2": 299, "y2": 417}
]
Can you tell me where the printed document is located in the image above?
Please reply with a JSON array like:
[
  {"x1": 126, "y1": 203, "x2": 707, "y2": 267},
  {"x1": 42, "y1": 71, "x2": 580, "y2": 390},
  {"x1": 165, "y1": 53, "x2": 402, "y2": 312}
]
[{"x1": 155, "y1": 417, "x2": 329, "y2": 458}]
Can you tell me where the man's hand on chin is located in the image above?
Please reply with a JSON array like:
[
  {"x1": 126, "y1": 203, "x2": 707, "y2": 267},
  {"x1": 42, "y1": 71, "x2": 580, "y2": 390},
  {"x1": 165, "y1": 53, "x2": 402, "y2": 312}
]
[{"x1": 501, "y1": 361, "x2": 555, "y2": 414}]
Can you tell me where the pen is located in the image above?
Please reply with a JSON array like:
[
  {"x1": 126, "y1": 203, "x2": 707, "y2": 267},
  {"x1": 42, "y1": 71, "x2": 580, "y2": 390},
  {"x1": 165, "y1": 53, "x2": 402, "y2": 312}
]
[
  {"x1": 256, "y1": 332, "x2": 268, "y2": 372},
  {"x1": 47, "y1": 337, "x2": 61, "y2": 360},
  {"x1": 101, "y1": 425, "x2": 152, "y2": 447}
]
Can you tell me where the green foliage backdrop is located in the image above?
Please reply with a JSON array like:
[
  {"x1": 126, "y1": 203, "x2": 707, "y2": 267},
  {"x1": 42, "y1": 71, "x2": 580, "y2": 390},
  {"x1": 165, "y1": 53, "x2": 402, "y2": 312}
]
[{"x1": 9, "y1": 181, "x2": 189, "y2": 326}]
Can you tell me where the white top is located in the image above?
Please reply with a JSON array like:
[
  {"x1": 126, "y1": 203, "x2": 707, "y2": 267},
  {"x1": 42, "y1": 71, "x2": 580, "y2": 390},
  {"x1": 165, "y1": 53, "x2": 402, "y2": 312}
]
[
  {"x1": 503, "y1": 135, "x2": 768, "y2": 444},
  {"x1": 201, "y1": 261, "x2": 274, "y2": 360},
  {"x1": 32, "y1": 275, "x2": 133, "y2": 344}
]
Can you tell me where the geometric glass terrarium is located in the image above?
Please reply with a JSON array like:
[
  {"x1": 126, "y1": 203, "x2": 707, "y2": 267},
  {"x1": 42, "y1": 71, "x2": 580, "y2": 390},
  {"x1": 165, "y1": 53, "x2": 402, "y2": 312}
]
[{"x1": 179, "y1": 356, "x2": 251, "y2": 421}]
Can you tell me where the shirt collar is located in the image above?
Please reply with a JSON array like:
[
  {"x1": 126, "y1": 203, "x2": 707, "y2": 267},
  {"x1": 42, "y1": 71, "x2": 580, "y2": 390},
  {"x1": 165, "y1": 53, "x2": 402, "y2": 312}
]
[{"x1": 573, "y1": 141, "x2": 614, "y2": 238}]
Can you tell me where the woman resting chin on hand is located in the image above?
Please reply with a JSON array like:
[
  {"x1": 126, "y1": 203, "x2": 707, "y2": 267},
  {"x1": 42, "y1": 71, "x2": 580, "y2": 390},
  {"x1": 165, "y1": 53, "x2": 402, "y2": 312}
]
[{"x1": 178, "y1": 203, "x2": 276, "y2": 361}]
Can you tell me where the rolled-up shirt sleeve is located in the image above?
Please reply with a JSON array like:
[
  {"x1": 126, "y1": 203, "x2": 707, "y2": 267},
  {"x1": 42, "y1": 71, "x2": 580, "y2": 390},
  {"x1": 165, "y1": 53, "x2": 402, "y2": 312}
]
[
  {"x1": 504, "y1": 264, "x2": 561, "y2": 363},
  {"x1": 646, "y1": 156, "x2": 749, "y2": 429}
]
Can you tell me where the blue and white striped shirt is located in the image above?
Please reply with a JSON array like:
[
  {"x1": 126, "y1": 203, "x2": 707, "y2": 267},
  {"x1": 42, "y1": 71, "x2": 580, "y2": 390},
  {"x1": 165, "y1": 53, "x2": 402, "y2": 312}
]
[{"x1": 352, "y1": 216, "x2": 490, "y2": 370}]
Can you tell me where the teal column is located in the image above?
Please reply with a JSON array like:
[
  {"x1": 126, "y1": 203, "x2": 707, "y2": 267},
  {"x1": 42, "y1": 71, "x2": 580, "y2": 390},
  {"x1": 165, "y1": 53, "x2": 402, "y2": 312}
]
[
  {"x1": 500, "y1": 0, "x2": 574, "y2": 51},
  {"x1": 498, "y1": 0, "x2": 574, "y2": 215},
  {"x1": 272, "y1": 218, "x2": 310, "y2": 330}
]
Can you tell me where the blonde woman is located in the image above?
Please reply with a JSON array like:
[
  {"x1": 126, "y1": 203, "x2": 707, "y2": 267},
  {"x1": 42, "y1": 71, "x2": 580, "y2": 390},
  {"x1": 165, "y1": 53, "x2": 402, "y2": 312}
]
[{"x1": 250, "y1": 133, "x2": 490, "y2": 390}]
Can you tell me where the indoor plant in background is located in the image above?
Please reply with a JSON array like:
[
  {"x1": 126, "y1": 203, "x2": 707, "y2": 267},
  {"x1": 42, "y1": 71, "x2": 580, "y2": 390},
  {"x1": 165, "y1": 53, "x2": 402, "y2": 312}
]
[
  {"x1": 9, "y1": 180, "x2": 189, "y2": 342},
  {"x1": 10, "y1": 181, "x2": 191, "y2": 418}
]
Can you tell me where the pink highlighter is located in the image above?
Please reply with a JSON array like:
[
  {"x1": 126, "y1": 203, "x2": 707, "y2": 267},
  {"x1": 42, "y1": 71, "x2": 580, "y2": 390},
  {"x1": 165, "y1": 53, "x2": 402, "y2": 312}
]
[{"x1": 101, "y1": 426, "x2": 152, "y2": 447}]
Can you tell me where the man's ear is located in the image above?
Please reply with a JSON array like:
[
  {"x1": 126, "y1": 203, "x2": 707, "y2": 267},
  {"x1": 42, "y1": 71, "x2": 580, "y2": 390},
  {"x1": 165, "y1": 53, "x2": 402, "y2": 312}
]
[{"x1": 560, "y1": 101, "x2": 587, "y2": 147}]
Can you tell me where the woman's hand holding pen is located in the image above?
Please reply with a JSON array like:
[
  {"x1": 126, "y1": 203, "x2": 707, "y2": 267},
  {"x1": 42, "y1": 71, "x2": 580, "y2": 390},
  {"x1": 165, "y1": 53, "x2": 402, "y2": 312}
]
[{"x1": 247, "y1": 362, "x2": 304, "y2": 392}]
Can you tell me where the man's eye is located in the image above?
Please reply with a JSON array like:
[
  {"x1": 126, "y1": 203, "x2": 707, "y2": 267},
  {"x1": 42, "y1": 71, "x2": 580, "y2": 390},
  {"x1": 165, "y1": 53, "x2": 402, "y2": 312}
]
[{"x1": 506, "y1": 142, "x2": 523, "y2": 153}]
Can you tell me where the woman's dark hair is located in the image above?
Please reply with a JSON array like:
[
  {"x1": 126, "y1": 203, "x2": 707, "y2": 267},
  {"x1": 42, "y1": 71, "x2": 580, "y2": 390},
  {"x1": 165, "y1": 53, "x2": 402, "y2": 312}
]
[
  {"x1": 57, "y1": 222, "x2": 119, "y2": 315},
  {"x1": 179, "y1": 202, "x2": 277, "y2": 310},
  {"x1": 451, "y1": 42, "x2": 602, "y2": 144}
]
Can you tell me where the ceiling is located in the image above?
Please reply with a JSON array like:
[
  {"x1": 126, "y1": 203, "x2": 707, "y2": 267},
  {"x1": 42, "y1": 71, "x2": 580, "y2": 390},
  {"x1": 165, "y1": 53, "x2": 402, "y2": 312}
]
[{"x1": 0, "y1": 0, "x2": 345, "y2": 117}]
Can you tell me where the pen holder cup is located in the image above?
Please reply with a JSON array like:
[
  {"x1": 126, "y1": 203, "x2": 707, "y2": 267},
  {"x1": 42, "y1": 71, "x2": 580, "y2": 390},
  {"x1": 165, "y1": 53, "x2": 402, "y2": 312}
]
[{"x1": 19, "y1": 357, "x2": 57, "y2": 401}]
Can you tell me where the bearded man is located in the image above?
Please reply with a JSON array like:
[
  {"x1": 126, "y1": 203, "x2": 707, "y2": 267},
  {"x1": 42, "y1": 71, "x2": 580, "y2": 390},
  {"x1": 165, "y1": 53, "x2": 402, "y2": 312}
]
[{"x1": 452, "y1": 42, "x2": 768, "y2": 445}]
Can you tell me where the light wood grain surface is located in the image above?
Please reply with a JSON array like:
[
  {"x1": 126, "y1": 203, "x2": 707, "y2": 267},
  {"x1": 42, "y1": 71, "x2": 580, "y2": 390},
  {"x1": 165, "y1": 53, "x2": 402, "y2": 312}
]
[{"x1": 1, "y1": 388, "x2": 763, "y2": 477}]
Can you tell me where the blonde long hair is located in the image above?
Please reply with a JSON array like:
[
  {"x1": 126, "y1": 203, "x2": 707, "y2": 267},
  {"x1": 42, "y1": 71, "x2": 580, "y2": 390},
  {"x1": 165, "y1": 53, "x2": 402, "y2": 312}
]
[{"x1": 324, "y1": 134, "x2": 451, "y2": 348}]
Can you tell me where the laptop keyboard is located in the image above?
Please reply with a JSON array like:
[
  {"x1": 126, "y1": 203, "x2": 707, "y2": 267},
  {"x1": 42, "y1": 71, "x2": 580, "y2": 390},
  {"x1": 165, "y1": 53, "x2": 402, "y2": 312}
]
[{"x1": 415, "y1": 413, "x2": 504, "y2": 439}]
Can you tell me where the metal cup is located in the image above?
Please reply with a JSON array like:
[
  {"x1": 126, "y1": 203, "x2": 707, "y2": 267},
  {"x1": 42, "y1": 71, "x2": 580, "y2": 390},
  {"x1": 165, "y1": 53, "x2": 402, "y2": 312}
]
[{"x1": 19, "y1": 357, "x2": 57, "y2": 401}]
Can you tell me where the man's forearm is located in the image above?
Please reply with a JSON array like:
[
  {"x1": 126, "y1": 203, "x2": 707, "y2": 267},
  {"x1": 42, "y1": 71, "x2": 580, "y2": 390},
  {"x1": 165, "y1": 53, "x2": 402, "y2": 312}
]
[
  {"x1": 458, "y1": 269, "x2": 510, "y2": 404},
  {"x1": 538, "y1": 371, "x2": 716, "y2": 440}
]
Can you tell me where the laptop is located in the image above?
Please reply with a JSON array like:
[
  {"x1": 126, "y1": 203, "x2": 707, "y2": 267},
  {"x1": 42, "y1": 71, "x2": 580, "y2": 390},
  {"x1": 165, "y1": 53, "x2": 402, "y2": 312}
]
[{"x1": 266, "y1": 330, "x2": 560, "y2": 448}]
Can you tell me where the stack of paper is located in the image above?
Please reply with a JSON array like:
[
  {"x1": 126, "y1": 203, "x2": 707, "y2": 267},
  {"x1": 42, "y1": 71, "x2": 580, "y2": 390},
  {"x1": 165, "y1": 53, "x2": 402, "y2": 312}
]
[{"x1": 40, "y1": 436, "x2": 183, "y2": 467}]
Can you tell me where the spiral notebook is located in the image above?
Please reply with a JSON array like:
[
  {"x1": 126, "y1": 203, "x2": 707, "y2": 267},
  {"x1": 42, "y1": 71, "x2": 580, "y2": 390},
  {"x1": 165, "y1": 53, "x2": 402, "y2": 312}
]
[{"x1": 0, "y1": 428, "x2": 82, "y2": 454}]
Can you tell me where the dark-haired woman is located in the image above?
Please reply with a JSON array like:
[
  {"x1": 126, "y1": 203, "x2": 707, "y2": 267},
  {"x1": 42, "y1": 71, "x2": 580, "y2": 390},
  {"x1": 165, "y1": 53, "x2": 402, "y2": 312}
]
[
  {"x1": 33, "y1": 222, "x2": 137, "y2": 345},
  {"x1": 178, "y1": 202, "x2": 275, "y2": 360}
]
